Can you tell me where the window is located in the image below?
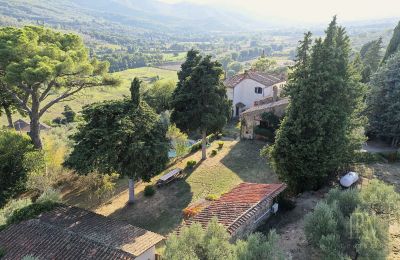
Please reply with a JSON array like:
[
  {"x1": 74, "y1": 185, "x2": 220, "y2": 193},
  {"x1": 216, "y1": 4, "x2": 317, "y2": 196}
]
[{"x1": 255, "y1": 87, "x2": 262, "y2": 94}]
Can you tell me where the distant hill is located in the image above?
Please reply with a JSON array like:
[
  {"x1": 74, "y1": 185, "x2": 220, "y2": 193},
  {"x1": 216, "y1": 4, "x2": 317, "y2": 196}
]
[{"x1": 0, "y1": 0, "x2": 260, "y2": 34}]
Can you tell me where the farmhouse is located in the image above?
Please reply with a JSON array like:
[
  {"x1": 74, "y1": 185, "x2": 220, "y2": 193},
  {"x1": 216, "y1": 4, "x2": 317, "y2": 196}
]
[
  {"x1": 13, "y1": 119, "x2": 50, "y2": 133},
  {"x1": 224, "y1": 70, "x2": 286, "y2": 117},
  {"x1": 0, "y1": 205, "x2": 164, "y2": 260},
  {"x1": 178, "y1": 182, "x2": 286, "y2": 241}
]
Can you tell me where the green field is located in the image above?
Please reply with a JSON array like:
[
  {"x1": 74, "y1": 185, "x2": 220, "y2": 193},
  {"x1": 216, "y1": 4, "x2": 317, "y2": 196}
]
[{"x1": 0, "y1": 67, "x2": 178, "y2": 125}]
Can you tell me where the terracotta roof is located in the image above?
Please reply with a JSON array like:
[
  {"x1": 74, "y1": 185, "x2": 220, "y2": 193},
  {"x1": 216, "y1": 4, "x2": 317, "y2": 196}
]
[
  {"x1": 224, "y1": 70, "x2": 284, "y2": 88},
  {"x1": 0, "y1": 205, "x2": 164, "y2": 259},
  {"x1": 241, "y1": 98, "x2": 289, "y2": 116},
  {"x1": 179, "y1": 183, "x2": 286, "y2": 235}
]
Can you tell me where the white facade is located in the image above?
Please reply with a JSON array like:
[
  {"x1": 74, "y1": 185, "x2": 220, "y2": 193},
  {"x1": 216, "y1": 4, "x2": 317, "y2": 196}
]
[
  {"x1": 228, "y1": 78, "x2": 285, "y2": 116},
  {"x1": 135, "y1": 246, "x2": 156, "y2": 260}
]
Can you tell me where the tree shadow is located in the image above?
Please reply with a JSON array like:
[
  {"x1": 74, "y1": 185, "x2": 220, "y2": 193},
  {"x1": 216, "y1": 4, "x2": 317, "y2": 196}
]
[
  {"x1": 220, "y1": 139, "x2": 279, "y2": 183},
  {"x1": 107, "y1": 178, "x2": 193, "y2": 235}
]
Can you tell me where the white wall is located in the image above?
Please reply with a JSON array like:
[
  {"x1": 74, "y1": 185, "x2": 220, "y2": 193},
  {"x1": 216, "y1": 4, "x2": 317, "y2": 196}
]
[
  {"x1": 230, "y1": 79, "x2": 276, "y2": 116},
  {"x1": 135, "y1": 246, "x2": 156, "y2": 260}
]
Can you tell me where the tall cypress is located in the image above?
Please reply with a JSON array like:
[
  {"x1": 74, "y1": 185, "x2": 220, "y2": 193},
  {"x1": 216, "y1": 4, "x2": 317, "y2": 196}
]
[
  {"x1": 269, "y1": 17, "x2": 366, "y2": 192},
  {"x1": 383, "y1": 21, "x2": 400, "y2": 62}
]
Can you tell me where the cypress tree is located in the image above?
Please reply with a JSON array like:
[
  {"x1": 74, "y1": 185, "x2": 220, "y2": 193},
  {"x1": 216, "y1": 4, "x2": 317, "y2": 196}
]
[
  {"x1": 269, "y1": 17, "x2": 366, "y2": 192},
  {"x1": 383, "y1": 21, "x2": 400, "y2": 62}
]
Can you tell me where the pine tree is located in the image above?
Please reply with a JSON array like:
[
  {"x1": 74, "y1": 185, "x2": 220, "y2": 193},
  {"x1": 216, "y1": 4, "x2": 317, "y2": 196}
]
[
  {"x1": 171, "y1": 52, "x2": 231, "y2": 160},
  {"x1": 269, "y1": 17, "x2": 366, "y2": 192},
  {"x1": 359, "y1": 38, "x2": 383, "y2": 82},
  {"x1": 383, "y1": 21, "x2": 400, "y2": 62}
]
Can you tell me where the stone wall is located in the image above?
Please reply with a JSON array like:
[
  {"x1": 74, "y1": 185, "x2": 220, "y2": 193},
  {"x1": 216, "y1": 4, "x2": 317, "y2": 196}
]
[{"x1": 230, "y1": 199, "x2": 274, "y2": 241}]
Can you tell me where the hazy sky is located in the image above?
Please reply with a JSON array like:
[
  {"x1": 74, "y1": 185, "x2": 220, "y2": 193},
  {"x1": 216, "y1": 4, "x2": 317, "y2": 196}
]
[{"x1": 161, "y1": 0, "x2": 400, "y2": 23}]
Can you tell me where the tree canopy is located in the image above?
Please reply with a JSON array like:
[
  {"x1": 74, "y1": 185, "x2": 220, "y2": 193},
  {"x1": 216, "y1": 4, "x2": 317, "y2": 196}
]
[
  {"x1": 0, "y1": 26, "x2": 117, "y2": 148},
  {"x1": 367, "y1": 51, "x2": 400, "y2": 146},
  {"x1": 65, "y1": 78, "x2": 169, "y2": 202},
  {"x1": 383, "y1": 21, "x2": 400, "y2": 62},
  {"x1": 268, "y1": 17, "x2": 366, "y2": 192},
  {"x1": 359, "y1": 38, "x2": 383, "y2": 83},
  {"x1": 171, "y1": 50, "x2": 231, "y2": 159}
]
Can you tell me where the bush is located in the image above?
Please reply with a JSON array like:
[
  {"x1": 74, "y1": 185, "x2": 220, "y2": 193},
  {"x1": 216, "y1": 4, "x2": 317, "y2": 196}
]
[
  {"x1": 350, "y1": 210, "x2": 389, "y2": 259},
  {"x1": 36, "y1": 189, "x2": 61, "y2": 203},
  {"x1": 78, "y1": 172, "x2": 119, "y2": 201},
  {"x1": 189, "y1": 133, "x2": 219, "y2": 153},
  {"x1": 352, "y1": 151, "x2": 384, "y2": 164},
  {"x1": 379, "y1": 151, "x2": 398, "y2": 163},
  {"x1": 0, "y1": 198, "x2": 32, "y2": 226},
  {"x1": 186, "y1": 160, "x2": 197, "y2": 169},
  {"x1": 254, "y1": 126, "x2": 274, "y2": 140},
  {"x1": 318, "y1": 234, "x2": 347, "y2": 260},
  {"x1": 359, "y1": 179, "x2": 400, "y2": 221},
  {"x1": 304, "y1": 202, "x2": 341, "y2": 247},
  {"x1": 217, "y1": 141, "x2": 224, "y2": 149},
  {"x1": 325, "y1": 188, "x2": 360, "y2": 217},
  {"x1": 205, "y1": 194, "x2": 219, "y2": 201},
  {"x1": 144, "y1": 185, "x2": 156, "y2": 197},
  {"x1": 0, "y1": 130, "x2": 36, "y2": 206},
  {"x1": 6, "y1": 201, "x2": 59, "y2": 226},
  {"x1": 236, "y1": 231, "x2": 284, "y2": 260},
  {"x1": 211, "y1": 149, "x2": 218, "y2": 156}
]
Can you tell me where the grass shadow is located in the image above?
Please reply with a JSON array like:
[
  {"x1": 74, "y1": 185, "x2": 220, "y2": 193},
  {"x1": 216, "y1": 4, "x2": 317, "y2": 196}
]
[{"x1": 220, "y1": 139, "x2": 279, "y2": 183}]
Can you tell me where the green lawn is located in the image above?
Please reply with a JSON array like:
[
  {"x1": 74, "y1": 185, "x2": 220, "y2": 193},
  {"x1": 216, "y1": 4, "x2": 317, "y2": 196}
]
[
  {"x1": 0, "y1": 67, "x2": 178, "y2": 125},
  {"x1": 163, "y1": 52, "x2": 187, "y2": 62},
  {"x1": 92, "y1": 139, "x2": 278, "y2": 235}
]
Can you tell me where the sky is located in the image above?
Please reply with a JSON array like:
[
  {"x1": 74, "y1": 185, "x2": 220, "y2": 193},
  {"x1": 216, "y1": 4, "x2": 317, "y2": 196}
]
[{"x1": 160, "y1": 0, "x2": 400, "y2": 24}]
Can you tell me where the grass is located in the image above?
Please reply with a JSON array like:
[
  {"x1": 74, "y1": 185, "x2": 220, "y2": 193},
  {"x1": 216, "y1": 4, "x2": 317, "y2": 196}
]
[
  {"x1": 0, "y1": 67, "x2": 178, "y2": 126},
  {"x1": 163, "y1": 52, "x2": 187, "y2": 62},
  {"x1": 78, "y1": 139, "x2": 278, "y2": 235}
]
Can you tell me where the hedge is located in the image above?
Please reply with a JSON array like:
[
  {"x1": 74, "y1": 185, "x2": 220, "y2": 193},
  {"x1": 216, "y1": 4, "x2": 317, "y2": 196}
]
[{"x1": 189, "y1": 133, "x2": 221, "y2": 153}]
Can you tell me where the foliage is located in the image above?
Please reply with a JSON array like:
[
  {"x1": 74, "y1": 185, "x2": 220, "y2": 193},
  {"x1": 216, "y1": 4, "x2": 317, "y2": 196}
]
[
  {"x1": 171, "y1": 50, "x2": 231, "y2": 159},
  {"x1": 304, "y1": 202, "x2": 342, "y2": 247},
  {"x1": 0, "y1": 247, "x2": 5, "y2": 258},
  {"x1": 251, "y1": 57, "x2": 277, "y2": 73},
  {"x1": 0, "y1": 198, "x2": 32, "y2": 226},
  {"x1": 211, "y1": 149, "x2": 218, "y2": 156},
  {"x1": 22, "y1": 256, "x2": 40, "y2": 260},
  {"x1": 352, "y1": 151, "x2": 384, "y2": 164},
  {"x1": 0, "y1": 130, "x2": 35, "y2": 206},
  {"x1": 268, "y1": 18, "x2": 366, "y2": 192},
  {"x1": 254, "y1": 126, "x2": 274, "y2": 140},
  {"x1": 165, "y1": 218, "x2": 283, "y2": 260},
  {"x1": 359, "y1": 38, "x2": 383, "y2": 82},
  {"x1": 62, "y1": 105, "x2": 76, "y2": 123},
  {"x1": 205, "y1": 194, "x2": 219, "y2": 201},
  {"x1": 0, "y1": 26, "x2": 117, "y2": 148},
  {"x1": 359, "y1": 179, "x2": 400, "y2": 221},
  {"x1": 36, "y1": 188, "x2": 61, "y2": 203},
  {"x1": 77, "y1": 172, "x2": 120, "y2": 201},
  {"x1": 236, "y1": 231, "x2": 284, "y2": 260},
  {"x1": 325, "y1": 188, "x2": 360, "y2": 217},
  {"x1": 350, "y1": 210, "x2": 389, "y2": 259},
  {"x1": 367, "y1": 51, "x2": 400, "y2": 146},
  {"x1": 182, "y1": 205, "x2": 203, "y2": 219},
  {"x1": 186, "y1": 160, "x2": 197, "y2": 169},
  {"x1": 143, "y1": 80, "x2": 176, "y2": 113},
  {"x1": 382, "y1": 21, "x2": 400, "y2": 62},
  {"x1": 144, "y1": 185, "x2": 156, "y2": 197},
  {"x1": 190, "y1": 133, "x2": 219, "y2": 153},
  {"x1": 65, "y1": 81, "x2": 169, "y2": 183},
  {"x1": 6, "y1": 200, "x2": 59, "y2": 226},
  {"x1": 167, "y1": 124, "x2": 189, "y2": 157}
]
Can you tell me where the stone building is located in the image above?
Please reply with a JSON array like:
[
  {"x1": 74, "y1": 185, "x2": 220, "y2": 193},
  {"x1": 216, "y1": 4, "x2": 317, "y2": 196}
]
[
  {"x1": 178, "y1": 182, "x2": 286, "y2": 241},
  {"x1": 224, "y1": 70, "x2": 286, "y2": 117}
]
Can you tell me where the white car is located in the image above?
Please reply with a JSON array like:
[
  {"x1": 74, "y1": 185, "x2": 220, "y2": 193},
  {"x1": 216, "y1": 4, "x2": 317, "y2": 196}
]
[{"x1": 340, "y1": 172, "x2": 359, "y2": 187}]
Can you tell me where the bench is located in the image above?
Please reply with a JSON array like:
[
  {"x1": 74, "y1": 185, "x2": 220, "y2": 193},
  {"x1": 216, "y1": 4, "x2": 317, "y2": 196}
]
[{"x1": 156, "y1": 168, "x2": 183, "y2": 187}]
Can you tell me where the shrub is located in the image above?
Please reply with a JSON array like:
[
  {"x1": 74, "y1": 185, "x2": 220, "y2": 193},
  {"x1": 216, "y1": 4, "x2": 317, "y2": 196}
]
[
  {"x1": 186, "y1": 160, "x2": 197, "y2": 169},
  {"x1": 318, "y1": 234, "x2": 347, "y2": 260},
  {"x1": 36, "y1": 189, "x2": 61, "y2": 203},
  {"x1": 0, "y1": 198, "x2": 32, "y2": 226},
  {"x1": 379, "y1": 151, "x2": 398, "y2": 163},
  {"x1": 359, "y1": 179, "x2": 400, "y2": 221},
  {"x1": 350, "y1": 210, "x2": 389, "y2": 259},
  {"x1": 325, "y1": 188, "x2": 360, "y2": 217},
  {"x1": 144, "y1": 185, "x2": 156, "y2": 197},
  {"x1": 304, "y1": 202, "x2": 341, "y2": 247},
  {"x1": 189, "y1": 134, "x2": 219, "y2": 153},
  {"x1": 217, "y1": 141, "x2": 224, "y2": 149},
  {"x1": 236, "y1": 231, "x2": 284, "y2": 260},
  {"x1": 254, "y1": 126, "x2": 274, "y2": 140},
  {"x1": 78, "y1": 172, "x2": 119, "y2": 201},
  {"x1": 352, "y1": 151, "x2": 384, "y2": 164},
  {"x1": 6, "y1": 201, "x2": 59, "y2": 226},
  {"x1": 211, "y1": 149, "x2": 218, "y2": 156},
  {"x1": 205, "y1": 194, "x2": 219, "y2": 201}
]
